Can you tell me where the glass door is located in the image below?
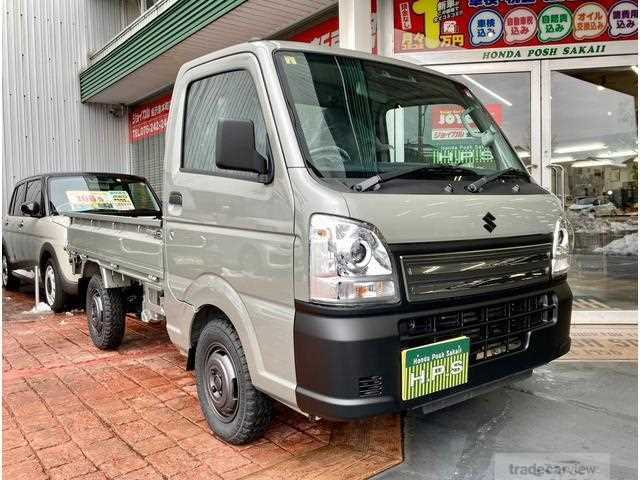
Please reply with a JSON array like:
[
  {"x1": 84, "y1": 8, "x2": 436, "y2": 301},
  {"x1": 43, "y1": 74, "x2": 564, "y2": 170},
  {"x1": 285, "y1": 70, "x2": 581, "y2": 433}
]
[
  {"x1": 432, "y1": 62, "x2": 542, "y2": 183},
  {"x1": 542, "y1": 56, "x2": 638, "y2": 313}
]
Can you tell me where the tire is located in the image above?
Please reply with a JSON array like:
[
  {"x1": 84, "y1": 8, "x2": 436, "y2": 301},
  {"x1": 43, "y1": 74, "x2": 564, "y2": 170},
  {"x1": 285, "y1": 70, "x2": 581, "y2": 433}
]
[
  {"x1": 86, "y1": 275, "x2": 125, "y2": 350},
  {"x1": 195, "y1": 316, "x2": 273, "y2": 444},
  {"x1": 43, "y1": 257, "x2": 67, "y2": 312},
  {"x1": 2, "y1": 250, "x2": 20, "y2": 291}
]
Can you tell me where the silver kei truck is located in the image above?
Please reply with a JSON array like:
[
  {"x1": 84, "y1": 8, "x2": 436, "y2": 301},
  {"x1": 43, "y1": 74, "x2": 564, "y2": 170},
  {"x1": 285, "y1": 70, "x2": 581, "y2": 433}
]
[{"x1": 67, "y1": 41, "x2": 573, "y2": 444}]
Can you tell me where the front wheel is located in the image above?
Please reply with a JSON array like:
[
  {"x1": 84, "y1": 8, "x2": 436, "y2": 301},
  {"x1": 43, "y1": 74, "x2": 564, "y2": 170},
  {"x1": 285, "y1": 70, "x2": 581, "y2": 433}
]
[
  {"x1": 195, "y1": 317, "x2": 273, "y2": 444},
  {"x1": 86, "y1": 275, "x2": 125, "y2": 350},
  {"x1": 43, "y1": 257, "x2": 67, "y2": 312}
]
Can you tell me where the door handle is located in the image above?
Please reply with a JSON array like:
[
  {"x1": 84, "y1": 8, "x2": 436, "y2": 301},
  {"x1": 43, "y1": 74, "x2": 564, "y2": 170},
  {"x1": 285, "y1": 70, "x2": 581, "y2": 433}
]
[{"x1": 168, "y1": 191, "x2": 183, "y2": 207}]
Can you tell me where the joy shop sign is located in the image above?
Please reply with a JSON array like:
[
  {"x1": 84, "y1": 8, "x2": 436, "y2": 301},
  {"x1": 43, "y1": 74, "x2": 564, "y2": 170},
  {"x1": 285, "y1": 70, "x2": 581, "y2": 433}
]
[{"x1": 394, "y1": 0, "x2": 637, "y2": 59}]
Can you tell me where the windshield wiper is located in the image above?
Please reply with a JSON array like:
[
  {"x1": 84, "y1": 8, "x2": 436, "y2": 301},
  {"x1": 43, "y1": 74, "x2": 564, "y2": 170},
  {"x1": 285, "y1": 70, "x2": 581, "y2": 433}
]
[
  {"x1": 352, "y1": 165, "x2": 478, "y2": 192},
  {"x1": 466, "y1": 167, "x2": 530, "y2": 193}
]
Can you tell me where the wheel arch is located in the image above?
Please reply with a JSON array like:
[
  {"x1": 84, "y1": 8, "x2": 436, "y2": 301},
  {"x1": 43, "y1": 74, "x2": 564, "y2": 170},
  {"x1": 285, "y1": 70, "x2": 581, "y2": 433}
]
[
  {"x1": 186, "y1": 304, "x2": 228, "y2": 370},
  {"x1": 39, "y1": 242, "x2": 57, "y2": 275},
  {"x1": 77, "y1": 260, "x2": 101, "y2": 298},
  {"x1": 180, "y1": 275, "x2": 264, "y2": 387}
]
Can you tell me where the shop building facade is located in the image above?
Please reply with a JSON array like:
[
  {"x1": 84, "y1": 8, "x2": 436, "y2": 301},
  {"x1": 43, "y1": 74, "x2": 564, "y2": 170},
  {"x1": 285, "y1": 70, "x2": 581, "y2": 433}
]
[{"x1": 4, "y1": 0, "x2": 638, "y2": 320}]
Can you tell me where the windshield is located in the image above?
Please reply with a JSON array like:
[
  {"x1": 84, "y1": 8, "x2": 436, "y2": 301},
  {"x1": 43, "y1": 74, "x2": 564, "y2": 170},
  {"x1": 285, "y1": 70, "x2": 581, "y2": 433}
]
[
  {"x1": 48, "y1": 175, "x2": 160, "y2": 216},
  {"x1": 275, "y1": 51, "x2": 526, "y2": 187}
]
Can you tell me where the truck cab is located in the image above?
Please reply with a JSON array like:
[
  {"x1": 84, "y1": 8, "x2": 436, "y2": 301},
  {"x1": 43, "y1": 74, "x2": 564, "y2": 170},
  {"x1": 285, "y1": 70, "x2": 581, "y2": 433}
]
[{"x1": 69, "y1": 41, "x2": 572, "y2": 444}]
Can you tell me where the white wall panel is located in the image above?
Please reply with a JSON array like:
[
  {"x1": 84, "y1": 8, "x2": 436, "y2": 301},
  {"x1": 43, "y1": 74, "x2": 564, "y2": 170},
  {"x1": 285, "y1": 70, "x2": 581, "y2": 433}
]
[{"x1": 2, "y1": 0, "x2": 129, "y2": 211}]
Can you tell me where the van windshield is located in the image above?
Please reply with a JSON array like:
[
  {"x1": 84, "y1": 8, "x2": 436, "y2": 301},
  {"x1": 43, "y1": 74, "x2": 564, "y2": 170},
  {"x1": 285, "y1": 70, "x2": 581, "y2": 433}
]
[
  {"x1": 48, "y1": 175, "x2": 160, "y2": 216},
  {"x1": 275, "y1": 51, "x2": 527, "y2": 190}
]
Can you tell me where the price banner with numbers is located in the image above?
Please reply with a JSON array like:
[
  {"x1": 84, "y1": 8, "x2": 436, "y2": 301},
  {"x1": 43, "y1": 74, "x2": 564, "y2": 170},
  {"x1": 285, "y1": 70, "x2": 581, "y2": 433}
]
[{"x1": 394, "y1": 0, "x2": 637, "y2": 56}]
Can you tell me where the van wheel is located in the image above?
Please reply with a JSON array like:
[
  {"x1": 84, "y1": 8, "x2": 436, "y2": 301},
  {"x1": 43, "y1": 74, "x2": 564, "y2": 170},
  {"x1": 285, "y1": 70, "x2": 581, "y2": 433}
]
[
  {"x1": 43, "y1": 257, "x2": 66, "y2": 312},
  {"x1": 86, "y1": 275, "x2": 125, "y2": 350},
  {"x1": 2, "y1": 251, "x2": 20, "y2": 291},
  {"x1": 195, "y1": 317, "x2": 273, "y2": 444}
]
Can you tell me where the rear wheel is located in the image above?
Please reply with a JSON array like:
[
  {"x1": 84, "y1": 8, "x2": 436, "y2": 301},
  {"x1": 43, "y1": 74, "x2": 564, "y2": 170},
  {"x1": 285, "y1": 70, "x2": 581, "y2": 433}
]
[
  {"x1": 43, "y1": 257, "x2": 66, "y2": 312},
  {"x1": 195, "y1": 317, "x2": 273, "y2": 444},
  {"x1": 2, "y1": 251, "x2": 20, "y2": 291},
  {"x1": 86, "y1": 275, "x2": 125, "y2": 349}
]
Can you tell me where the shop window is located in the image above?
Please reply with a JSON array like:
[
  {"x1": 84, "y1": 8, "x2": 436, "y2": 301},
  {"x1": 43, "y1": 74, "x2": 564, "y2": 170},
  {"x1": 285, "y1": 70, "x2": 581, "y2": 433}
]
[
  {"x1": 550, "y1": 66, "x2": 638, "y2": 310},
  {"x1": 454, "y1": 73, "x2": 532, "y2": 168},
  {"x1": 182, "y1": 70, "x2": 269, "y2": 178},
  {"x1": 384, "y1": 104, "x2": 499, "y2": 170}
]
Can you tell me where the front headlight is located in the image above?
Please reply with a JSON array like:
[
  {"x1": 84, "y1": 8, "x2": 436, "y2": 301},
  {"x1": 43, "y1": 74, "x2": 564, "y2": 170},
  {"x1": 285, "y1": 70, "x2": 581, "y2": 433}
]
[
  {"x1": 552, "y1": 217, "x2": 573, "y2": 277},
  {"x1": 309, "y1": 214, "x2": 399, "y2": 304}
]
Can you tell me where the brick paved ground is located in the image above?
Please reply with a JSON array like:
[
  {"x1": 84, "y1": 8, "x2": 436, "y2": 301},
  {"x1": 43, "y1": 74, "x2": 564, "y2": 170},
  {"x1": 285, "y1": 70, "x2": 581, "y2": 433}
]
[{"x1": 2, "y1": 288, "x2": 402, "y2": 480}]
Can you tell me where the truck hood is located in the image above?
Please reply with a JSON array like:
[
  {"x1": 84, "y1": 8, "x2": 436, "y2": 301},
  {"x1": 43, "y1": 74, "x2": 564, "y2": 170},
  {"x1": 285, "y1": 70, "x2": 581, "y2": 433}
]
[{"x1": 341, "y1": 193, "x2": 563, "y2": 244}]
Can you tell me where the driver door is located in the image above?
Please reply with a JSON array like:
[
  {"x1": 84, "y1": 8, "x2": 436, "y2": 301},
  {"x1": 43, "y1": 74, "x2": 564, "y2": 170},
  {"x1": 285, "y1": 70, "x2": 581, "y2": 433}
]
[
  {"x1": 4, "y1": 181, "x2": 26, "y2": 266},
  {"x1": 17, "y1": 178, "x2": 44, "y2": 269}
]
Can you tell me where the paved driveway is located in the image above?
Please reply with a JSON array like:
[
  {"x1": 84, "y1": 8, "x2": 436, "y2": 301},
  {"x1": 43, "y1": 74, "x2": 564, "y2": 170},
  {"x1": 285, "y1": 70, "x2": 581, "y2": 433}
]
[{"x1": 2, "y1": 288, "x2": 401, "y2": 480}]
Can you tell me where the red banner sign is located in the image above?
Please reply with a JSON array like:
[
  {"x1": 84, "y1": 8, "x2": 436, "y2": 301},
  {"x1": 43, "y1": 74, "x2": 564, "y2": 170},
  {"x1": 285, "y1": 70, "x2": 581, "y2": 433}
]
[
  {"x1": 394, "y1": 0, "x2": 637, "y2": 53},
  {"x1": 128, "y1": 94, "x2": 172, "y2": 142}
]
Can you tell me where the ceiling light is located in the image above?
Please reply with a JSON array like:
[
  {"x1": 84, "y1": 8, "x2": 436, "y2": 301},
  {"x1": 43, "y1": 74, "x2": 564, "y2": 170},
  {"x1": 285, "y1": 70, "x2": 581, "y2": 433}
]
[
  {"x1": 461, "y1": 75, "x2": 513, "y2": 107},
  {"x1": 551, "y1": 156, "x2": 574, "y2": 163},
  {"x1": 597, "y1": 150, "x2": 637, "y2": 158},
  {"x1": 571, "y1": 159, "x2": 625, "y2": 168},
  {"x1": 517, "y1": 151, "x2": 531, "y2": 158},
  {"x1": 554, "y1": 143, "x2": 607, "y2": 154}
]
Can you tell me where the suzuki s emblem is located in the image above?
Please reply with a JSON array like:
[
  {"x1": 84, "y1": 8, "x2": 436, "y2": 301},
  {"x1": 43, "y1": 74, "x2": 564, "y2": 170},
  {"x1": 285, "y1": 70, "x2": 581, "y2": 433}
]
[{"x1": 483, "y1": 212, "x2": 497, "y2": 233}]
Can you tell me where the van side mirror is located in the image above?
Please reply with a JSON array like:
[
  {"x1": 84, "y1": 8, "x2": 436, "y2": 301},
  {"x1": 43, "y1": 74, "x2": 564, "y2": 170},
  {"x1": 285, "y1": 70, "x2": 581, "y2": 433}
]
[
  {"x1": 215, "y1": 120, "x2": 269, "y2": 177},
  {"x1": 21, "y1": 201, "x2": 40, "y2": 217}
]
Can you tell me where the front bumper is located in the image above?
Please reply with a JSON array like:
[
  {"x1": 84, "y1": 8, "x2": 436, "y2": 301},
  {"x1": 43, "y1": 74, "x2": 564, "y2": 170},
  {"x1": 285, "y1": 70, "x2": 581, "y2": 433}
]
[{"x1": 294, "y1": 280, "x2": 572, "y2": 421}]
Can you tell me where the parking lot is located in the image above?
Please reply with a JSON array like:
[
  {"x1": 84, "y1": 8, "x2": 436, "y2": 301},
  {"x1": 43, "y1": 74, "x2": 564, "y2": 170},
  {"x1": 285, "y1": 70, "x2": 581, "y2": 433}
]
[{"x1": 3, "y1": 286, "x2": 637, "y2": 480}]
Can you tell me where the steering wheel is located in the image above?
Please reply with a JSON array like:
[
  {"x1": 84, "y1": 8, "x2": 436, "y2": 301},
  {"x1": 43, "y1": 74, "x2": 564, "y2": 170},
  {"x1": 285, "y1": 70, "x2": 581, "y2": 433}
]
[{"x1": 308, "y1": 146, "x2": 352, "y2": 176}]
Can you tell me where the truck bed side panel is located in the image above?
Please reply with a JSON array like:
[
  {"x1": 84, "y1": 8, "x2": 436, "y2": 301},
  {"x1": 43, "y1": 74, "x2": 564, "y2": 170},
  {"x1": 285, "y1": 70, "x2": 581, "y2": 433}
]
[{"x1": 66, "y1": 213, "x2": 164, "y2": 281}]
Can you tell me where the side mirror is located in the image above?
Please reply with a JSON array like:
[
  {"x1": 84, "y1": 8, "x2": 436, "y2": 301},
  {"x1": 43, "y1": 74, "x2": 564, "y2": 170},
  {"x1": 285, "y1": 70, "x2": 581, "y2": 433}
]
[
  {"x1": 21, "y1": 201, "x2": 40, "y2": 217},
  {"x1": 215, "y1": 120, "x2": 269, "y2": 176}
]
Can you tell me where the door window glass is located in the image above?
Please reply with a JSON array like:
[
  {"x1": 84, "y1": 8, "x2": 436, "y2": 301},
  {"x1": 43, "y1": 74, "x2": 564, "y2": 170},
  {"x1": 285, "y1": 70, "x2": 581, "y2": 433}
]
[
  {"x1": 11, "y1": 183, "x2": 26, "y2": 216},
  {"x1": 550, "y1": 66, "x2": 638, "y2": 310},
  {"x1": 454, "y1": 73, "x2": 532, "y2": 168},
  {"x1": 182, "y1": 70, "x2": 268, "y2": 178},
  {"x1": 24, "y1": 180, "x2": 42, "y2": 212}
]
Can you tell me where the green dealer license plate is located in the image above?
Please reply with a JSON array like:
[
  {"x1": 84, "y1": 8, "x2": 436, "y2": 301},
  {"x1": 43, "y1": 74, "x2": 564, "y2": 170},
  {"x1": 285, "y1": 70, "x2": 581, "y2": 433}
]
[{"x1": 401, "y1": 336, "x2": 470, "y2": 401}]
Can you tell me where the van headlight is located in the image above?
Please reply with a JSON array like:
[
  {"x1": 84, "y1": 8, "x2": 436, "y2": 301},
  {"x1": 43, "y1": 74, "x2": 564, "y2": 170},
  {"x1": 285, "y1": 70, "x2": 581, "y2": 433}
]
[
  {"x1": 552, "y1": 217, "x2": 573, "y2": 277},
  {"x1": 309, "y1": 214, "x2": 399, "y2": 304}
]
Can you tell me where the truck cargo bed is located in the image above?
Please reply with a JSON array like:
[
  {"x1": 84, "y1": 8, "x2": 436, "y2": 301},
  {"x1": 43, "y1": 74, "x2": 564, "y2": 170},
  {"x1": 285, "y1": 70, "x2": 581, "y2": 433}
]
[{"x1": 66, "y1": 212, "x2": 164, "y2": 284}]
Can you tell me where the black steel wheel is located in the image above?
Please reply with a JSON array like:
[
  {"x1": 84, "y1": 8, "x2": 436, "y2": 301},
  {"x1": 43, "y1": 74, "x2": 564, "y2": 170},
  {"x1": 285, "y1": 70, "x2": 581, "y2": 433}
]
[
  {"x1": 86, "y1": 275, "x2": 125, "y2": 350},
  {"x1": 195, "y1": 316, "x2": 272, "y2": 444},
  {"x1": 204, "y1": 342, "x2": 239, "y2": 423}
]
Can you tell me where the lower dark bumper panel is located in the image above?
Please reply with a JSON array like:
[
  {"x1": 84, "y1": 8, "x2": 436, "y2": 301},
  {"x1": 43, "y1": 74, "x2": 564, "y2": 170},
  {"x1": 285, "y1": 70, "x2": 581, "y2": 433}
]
[{"x1": 294, "y1": 281, "x2": 572, "y2": 421}]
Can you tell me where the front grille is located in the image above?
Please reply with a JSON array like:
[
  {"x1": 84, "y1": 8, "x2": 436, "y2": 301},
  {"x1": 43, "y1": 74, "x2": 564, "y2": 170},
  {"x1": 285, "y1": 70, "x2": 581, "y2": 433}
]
[
  {"x1": 400, "y1": 244, "x2": 552, "y2": 302},
  {"x1": 398, "y1": 293, "x2": 558, "y2": 365},
  {"x1": 358, "y1": 375, "x2": 384, "y2": 398}
]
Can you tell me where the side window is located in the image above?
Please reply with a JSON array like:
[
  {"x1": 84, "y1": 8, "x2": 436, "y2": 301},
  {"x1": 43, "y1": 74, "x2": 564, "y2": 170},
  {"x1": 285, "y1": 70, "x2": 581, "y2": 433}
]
[
  {"x1": 182, "y1": 70, "x2": 269, "y2": 178},
  {"x1": 24, "y1": 179, "x2": 43, "y2": 214},
  {"x1": 11, "y1": 183, "x2": 26, "y2": 216}
]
